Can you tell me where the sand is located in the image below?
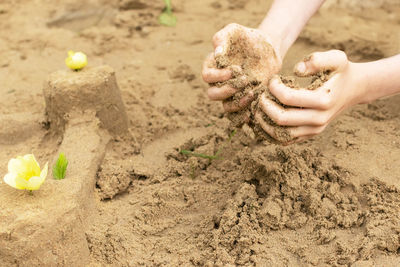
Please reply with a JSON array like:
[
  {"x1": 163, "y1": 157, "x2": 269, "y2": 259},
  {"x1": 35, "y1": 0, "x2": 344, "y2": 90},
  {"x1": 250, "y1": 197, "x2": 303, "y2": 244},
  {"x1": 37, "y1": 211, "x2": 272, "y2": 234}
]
[{"x1": 0, "y1": 0, "x2": 399, "y2": 266}]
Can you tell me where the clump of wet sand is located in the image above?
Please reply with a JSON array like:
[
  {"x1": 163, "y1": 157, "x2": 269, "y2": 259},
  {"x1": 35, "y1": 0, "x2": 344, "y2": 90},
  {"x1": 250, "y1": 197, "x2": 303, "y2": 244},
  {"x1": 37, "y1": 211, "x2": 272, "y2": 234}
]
[{"x1": 213, "y1": 27, "x2": 331, "y2": 143}]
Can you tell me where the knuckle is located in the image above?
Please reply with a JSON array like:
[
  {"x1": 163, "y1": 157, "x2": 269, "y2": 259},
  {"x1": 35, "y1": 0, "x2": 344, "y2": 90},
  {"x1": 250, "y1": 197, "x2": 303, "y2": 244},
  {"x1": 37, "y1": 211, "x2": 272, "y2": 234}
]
[
  {"x1": 335, "y1": 50, "x2": 348, "y2": 61},
  {"x1": 212, "y1": 33, "x2": 220, "y2": 44},
  {"x1": 227, "y1": 23, "x2": 239, "y2": 29},
  {"x1": 201, "y1": 70, "x2": 209, "y2": 81},
  {"x1": 224, "y1": 23, "x2": 241, "y2": 35},
  {"x1": 337, "y1": 50, "x2": 348, "y2": 67},
  {"x1": 309, "y1": 53, "x2": 321, "y2": 69},
  {"x1": 319, "y1": 96, "x2": 333, "y2": 109}
]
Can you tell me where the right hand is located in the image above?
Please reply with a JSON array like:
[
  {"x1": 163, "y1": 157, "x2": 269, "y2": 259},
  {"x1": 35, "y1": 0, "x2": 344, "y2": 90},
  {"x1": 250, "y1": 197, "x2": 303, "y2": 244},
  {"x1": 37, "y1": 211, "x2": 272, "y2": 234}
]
[
  {"x1": 202, "y1": 23, "x2": 282, "y2": 112},
  {"x1": 255, "y1": 50, "x2": 370, "y2": 144}
]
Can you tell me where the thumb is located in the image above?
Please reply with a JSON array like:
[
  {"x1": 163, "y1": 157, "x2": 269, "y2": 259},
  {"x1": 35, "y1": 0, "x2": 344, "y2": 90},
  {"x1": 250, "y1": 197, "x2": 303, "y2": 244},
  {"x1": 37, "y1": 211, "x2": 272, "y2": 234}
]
[{"x1": 294, "y1": 50, "x2": 348, "y2": 77}]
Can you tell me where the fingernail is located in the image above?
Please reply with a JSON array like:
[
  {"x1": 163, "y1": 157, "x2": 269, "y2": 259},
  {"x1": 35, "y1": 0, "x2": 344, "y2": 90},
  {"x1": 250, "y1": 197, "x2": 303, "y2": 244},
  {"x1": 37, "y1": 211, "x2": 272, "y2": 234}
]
[
  {"x1": 215, "y1": 46, "x2": 224, "y2": 56},
  {"x1": 295, "y1": 62, "x2": 306, "y2": 73}
]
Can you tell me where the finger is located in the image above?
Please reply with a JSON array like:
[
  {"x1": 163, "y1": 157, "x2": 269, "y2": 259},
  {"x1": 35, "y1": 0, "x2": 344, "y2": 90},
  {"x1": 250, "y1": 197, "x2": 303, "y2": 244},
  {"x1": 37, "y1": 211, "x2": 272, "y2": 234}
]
[
  {"x1": 202, "y1": 53, "x2": 232, "y2": 83},
  {"x1": 259, "y1": 95, "x2": 330, "y2": 126},
  {"x1": 289, "y1": 125, "x2": 326, "y2": 138},
  {"x1": 208, "y1": 84, "x2": 239, "y2": 101},
  {"x1": 254, "y1": 110, "x2": 291, "y2": 142},
  {"x1": 255, "y1": 111, "x2": 324, "y2": 145},
  {"x1": 269, "y1": 76, "x2": 334, "y2": 110},
  {"x1": 203, "y1": 68, "x2": 232, "y2": 83},
  {"x1": 223, "y1": 91, "x2": 255, "y2": 112},
  {"x1": 283, "y1": 125, "x2": 326, "y2": 145},
  {"x1": 294, "y1": 50, "x2": 348, "y2": 77}
]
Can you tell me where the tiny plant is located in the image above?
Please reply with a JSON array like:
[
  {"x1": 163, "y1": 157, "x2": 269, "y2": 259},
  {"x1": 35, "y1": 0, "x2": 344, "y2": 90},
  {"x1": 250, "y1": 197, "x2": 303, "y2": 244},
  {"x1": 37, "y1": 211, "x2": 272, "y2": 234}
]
[
  {"x1": 159, "y1": 0, "x2": 176, "y2": 27},
  {"x1": 180, "y1": 129, "x2": 237, "y2": 162},
  {"x1": 180, "y1": 150, "x2": 220, "y2": 160},
  {"x1": 53, "y1": 153, "x2": 68, "y2": 180}
]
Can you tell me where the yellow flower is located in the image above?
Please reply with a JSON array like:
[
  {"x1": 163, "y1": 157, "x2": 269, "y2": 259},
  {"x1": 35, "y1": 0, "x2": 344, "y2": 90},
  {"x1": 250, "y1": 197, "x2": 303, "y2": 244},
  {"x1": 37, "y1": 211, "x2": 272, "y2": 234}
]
[
  {"x1": 65, "y1": 50, "x2": 88, "y2": 70},
  {"x1": 3, "y1": 154, "x2": 48, "y2": 191}
]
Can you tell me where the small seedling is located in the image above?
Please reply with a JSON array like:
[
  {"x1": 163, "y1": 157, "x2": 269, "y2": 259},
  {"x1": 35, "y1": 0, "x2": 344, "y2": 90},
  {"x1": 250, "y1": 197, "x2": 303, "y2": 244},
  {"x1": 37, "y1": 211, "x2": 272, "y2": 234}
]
[
  {"x1": 159, "y1": 0, "x2": 176, "y2": 27},
  {"x1": 180, "y1": 150, "x2": 220, "y2": 160},
  {"x1": 53, "y1": 153, "x2": 68, "y2": 180},
  {"x1": 180, "y1": 129, "x2": 237, "y2": 162}
]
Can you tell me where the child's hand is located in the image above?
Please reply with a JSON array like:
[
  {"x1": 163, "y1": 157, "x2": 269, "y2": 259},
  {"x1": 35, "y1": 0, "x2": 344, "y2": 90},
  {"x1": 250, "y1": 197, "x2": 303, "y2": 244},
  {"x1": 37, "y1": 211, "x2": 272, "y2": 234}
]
[
  {"x1": 256, "y1": 50, "x2": 368, "y2": 143},
  {"x1": 202, "y1": 23, "x2": 282, "y2": 112}
]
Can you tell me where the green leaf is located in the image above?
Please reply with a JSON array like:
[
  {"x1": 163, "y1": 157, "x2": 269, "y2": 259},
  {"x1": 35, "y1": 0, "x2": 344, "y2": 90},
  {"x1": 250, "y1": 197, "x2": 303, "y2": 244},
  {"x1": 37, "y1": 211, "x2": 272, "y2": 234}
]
[
  {"x1": 159, "y1": 12, "x2": 176, "y2": 27},
  {"x1": 180, "y1": 150, "x2": 220, "y2": 160},
  {"x1": 159, "y1": 0, "x2": 176, "y2": 26},
  {"x1": 164, "y1": 0, "x2": 172, "y2": 12},
  {"x1": 53, "y1": 153, "x2": 68, "y2": 180}
]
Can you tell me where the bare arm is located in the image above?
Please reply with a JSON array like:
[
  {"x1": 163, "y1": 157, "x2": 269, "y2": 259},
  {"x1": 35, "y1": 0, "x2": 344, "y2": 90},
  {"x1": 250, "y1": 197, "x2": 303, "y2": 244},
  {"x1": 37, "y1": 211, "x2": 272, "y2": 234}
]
[
  {"x1": 358, "y1": 54, "x2": 400, "y2": 103},
  {"x1": 259, "y1": 0, "x2": 326, "y2": 59}
]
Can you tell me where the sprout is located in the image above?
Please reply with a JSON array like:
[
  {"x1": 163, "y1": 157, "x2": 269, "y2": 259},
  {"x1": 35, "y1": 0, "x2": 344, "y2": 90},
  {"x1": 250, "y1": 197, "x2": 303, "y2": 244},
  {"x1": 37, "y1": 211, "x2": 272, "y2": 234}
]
[
  {"x1": 65, "y1": 51, "x2": 88, "y2": 71},
  {"x1": 159, "y1": 0, "x2": 176, "y2": 27},
  {"x1": 53, "y1": 153, "x2": 68, "y2": 180},
  {"x1": 3, "y1": 154, "x2": 48, "y2": 192}
]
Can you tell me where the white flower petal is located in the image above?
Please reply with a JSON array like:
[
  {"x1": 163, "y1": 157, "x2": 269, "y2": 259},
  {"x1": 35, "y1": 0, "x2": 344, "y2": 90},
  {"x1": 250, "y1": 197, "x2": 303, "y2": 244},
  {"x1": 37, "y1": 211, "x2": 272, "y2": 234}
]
[
  {"x1": 4, "y1": 173, "x2": 27, "y2": 190},
  {"x1": 23, "y1": 154, "x2": 40, "y2": 168},
  {"x1": 8, "y1": 158, "x2": 23, "y2": 174},
  {"x1": 40, "y1": 162, "x2": 48, "y2": 180},
  {"x1": 26, "y1": 176, "x2": 45, "y2": 191},
  {"x1": 4, "y1": 172, "x2": 18, "y2": 189}
]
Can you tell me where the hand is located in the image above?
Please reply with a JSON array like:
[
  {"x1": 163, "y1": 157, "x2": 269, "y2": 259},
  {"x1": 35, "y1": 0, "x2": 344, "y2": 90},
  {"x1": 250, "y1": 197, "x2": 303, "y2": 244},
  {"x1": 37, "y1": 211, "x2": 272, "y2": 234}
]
[
  {"x1": 202, "y1": 23, "x2": 282, "y2": 112},
  {"x1": 256, "y1": 50, "x2": 368, "y2": 144}
]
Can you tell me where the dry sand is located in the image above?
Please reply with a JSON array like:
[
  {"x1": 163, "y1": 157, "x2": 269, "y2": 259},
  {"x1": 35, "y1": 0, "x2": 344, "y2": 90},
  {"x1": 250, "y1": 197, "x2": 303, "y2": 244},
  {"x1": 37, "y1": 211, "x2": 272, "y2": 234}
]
[{"x1": 0, "y1": 0, "x2": 400, "y2": 266}]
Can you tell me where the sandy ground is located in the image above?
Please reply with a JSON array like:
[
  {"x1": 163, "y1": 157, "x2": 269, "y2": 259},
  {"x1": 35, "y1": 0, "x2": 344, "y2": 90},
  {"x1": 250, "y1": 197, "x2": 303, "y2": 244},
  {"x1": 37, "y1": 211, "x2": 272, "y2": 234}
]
[{"x1": 0, "y1": 0, "x2": 400, "y2": 266}]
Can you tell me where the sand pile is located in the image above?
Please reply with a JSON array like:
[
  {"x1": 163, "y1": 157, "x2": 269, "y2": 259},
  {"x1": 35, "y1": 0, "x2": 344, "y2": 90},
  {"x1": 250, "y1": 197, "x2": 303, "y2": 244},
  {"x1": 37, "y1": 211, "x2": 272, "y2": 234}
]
[{"x1": 199, "y1": 146, "x2": 400, "y2": 265}]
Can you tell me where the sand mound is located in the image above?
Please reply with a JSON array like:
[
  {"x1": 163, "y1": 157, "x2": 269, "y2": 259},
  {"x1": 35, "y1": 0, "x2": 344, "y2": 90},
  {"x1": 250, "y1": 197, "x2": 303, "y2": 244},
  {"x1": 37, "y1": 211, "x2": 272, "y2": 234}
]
[{"x1": 200, "y1": 146, "x2": 400, "y2": 265}]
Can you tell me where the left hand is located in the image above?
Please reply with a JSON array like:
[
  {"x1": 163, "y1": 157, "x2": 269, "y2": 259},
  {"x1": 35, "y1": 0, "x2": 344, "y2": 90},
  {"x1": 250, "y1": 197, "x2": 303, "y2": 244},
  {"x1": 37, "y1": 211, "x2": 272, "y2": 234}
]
[
  {"x1": 202, "y1": 23, "x2": 282, "y2": 113},
  {"x1": 255, "y1": 50, "x2": 368, "y2": 144}
]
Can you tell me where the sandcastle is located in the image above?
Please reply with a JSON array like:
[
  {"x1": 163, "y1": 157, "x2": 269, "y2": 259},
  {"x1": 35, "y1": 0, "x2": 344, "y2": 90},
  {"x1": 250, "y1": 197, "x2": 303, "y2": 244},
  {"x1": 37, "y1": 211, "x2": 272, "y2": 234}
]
[{"x1": 0, "y1": 66, "x2": 127, "y2": 266}]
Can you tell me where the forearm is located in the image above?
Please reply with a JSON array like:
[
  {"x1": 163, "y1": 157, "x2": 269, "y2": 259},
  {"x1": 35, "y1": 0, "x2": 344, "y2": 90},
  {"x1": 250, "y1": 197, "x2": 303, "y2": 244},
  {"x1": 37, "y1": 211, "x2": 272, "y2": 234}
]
[
  {"x1": 258, "y1": 0, "x2": 325, "y2": 59},
  {"x1": 357, "y1": 54, "x2": 400, "y2": 104}
]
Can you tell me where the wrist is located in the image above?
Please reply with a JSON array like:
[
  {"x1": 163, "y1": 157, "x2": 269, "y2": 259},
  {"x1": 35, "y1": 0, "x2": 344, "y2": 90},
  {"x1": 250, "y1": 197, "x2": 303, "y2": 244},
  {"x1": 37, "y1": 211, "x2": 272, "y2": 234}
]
[
  {"x1": 258, "y1": 24, "x2": 285, "y2": 62},
  {"x1": 258, "y1": 28, "x2": 289, "y2": 70},
  {"x1": 353, "y1": 60, "x2": 393, "y2": 104},
  {"x1": 345, "y1": 62, "x2": 370, "y2": 105},
  {"x1": 258, "y1": 0, "x2": 325, "y2": 61}
]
